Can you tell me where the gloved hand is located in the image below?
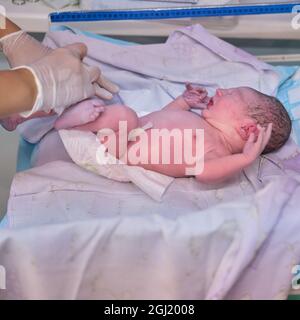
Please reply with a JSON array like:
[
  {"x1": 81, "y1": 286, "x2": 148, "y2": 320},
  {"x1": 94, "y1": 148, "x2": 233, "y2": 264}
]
[
  {"x1": 0, "y1": 31, "x2": 119, "y2": 116},
  {"x1": 15, "y1": 43, "x2": 119, "y2": 117},
  {"x1": 0, "y1": 30, "x2": 52, "y2": 68}
]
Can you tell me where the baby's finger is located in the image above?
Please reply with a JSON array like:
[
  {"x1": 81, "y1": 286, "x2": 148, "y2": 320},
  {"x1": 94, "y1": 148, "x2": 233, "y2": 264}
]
[
  {"x1": 186, "y1": 83, "x2": 192, "y2": 91},
  {"x1": 196, "y1": 86, "x2": 207, "y2": 94},
  {"x1": 266, "y1": 123, "x2": 273, "y2": 136},
  {"x1": 247, "y1": 132, "x2": 255, "y2": 144},
  {"x1": 195, "y1": 103, "x2": 208, "y2": 109},
  {"x1": 262, "y1": 123, "x2": 273, "y2": 149},
  {"x1": 203, "y1": 96, "x2": 211, "y2": 104},
  {"x1": 255, "y1": 126, "x2": 265, "y2": 148}
]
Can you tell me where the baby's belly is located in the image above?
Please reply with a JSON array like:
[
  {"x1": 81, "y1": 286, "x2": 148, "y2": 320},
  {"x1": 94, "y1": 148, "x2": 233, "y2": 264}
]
[{"x1": 126, "y1": 128, "x2": 203, "y2": 178}]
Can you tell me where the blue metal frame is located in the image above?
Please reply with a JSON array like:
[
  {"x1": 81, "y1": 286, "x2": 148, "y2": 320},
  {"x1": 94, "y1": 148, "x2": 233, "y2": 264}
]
[{"x1": 50, "y1": 2, "x2": 300, "y2": 23}]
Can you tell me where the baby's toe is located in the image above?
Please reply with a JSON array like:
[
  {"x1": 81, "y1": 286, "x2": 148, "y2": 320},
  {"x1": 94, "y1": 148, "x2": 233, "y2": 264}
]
[
  {"x1": 94, "y1": 105, "x2": 105, "y2": 113},
  {"x1": 89, "y1": 109, "x2": 102, "y2": 122},
  {"x1": 92, "y1": 98, "x2": 105, "y2": 106},
  {"x1": 89, "y1": 112, "x2": 98, "y2": 122}
]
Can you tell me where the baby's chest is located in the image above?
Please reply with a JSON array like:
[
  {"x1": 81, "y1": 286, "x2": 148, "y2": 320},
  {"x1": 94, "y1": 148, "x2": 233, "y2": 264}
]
[{"x1": 148, "y1": 110, "x2": 204, "y2": 131}]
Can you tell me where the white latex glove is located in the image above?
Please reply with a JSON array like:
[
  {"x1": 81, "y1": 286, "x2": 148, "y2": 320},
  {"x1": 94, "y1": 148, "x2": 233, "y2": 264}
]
[
  {"x1": 0, "y1": 30, "x2": 52, "y2": 68},
  {"x1": 0, "y1": 31, "x2": 119, "y2": 116},
  {"x1": 16, "y1": 43, "x2": 119, "y2": 117}
]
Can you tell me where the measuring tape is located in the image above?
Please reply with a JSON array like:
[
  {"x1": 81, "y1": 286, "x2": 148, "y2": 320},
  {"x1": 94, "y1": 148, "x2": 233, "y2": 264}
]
[{"x1": 50, "y1": 2, "x2": 300, "y2": 22}]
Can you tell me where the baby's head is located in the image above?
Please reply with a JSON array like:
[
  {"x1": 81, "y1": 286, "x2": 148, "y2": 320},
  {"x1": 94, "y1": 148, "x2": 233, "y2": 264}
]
[{"x1": 202, "y1": 87, "x2": 291, "y2": 153}]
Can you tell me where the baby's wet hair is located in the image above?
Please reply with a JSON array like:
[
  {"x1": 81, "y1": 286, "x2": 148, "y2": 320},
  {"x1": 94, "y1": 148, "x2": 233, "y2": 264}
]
[{"x1": 247, "y1": 90, "x2": 291, "y2": 154}]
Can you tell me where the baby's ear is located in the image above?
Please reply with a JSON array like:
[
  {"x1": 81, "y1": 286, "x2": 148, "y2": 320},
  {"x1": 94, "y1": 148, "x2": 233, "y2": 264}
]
[{"x1": 237, "y1": 119, "x2": 259, "y2": 141}]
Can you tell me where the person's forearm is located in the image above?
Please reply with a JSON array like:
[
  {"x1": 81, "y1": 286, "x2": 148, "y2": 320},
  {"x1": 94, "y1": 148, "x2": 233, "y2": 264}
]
[
  {"x1": 0, "y1": 68, "x2": 37, "y2": 117},
  {"x1": 163, "y1": 96, "x2": 190, "y2": 111},
  {"x1": 196, "y1": 153, "x2": 251, "y2": 184},
  {"x1": 0, "y1": 16, "x2": 21, "y2": 38}
]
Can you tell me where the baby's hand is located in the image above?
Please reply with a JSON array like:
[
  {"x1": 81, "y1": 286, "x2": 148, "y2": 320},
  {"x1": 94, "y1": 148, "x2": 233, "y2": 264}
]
[
  {"x1": 182, "y1": 84, "x2": 210, "y2": 109},
  {"x1": 242, "y1": 123, "x2": 273, "y2": 163}
]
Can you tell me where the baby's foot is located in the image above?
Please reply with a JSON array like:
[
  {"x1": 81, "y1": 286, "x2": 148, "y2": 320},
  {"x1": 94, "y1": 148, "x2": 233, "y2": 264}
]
[
  {"x1": 0, "y1": 115, "x2": 24, "y2": 131},
  {"x1": 183, "y1": 83, "x2": 210, "y2": 109},
  {"x1": 54, "y1": 98, "x2": 105, "y2": 130}
]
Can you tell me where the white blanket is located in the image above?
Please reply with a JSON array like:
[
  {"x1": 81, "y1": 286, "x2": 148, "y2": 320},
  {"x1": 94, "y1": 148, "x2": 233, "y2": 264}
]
[
  {"x1": 1, "y1": 25, "x2": 300, "y2": 299},
  {"x1": 2, "y1": 141, "x2": 300, "y2": 299}
]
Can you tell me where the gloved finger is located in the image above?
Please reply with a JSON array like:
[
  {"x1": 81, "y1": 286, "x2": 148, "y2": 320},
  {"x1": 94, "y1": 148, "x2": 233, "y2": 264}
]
[
  {"x1": 96, "y1": 75, "x2": 119, "y2": 94},
  {"x1": 93, "y1": 83, "x2": 113, "y2": 100},
  {"x1": 64, "y1": 43, "x2": 88, "y2": 60},
  {"x1": 85, "y1": 65, "x2": 101, "y2": 82}
]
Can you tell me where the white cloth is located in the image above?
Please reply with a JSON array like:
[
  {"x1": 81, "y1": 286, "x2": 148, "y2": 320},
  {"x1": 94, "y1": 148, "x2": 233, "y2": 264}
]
[
  {"x1": 3, "y1": 25, "x2": 297, "y2": 300},
  {"x1": 41, "y1": 24, "x2": 278, "y2": 115},
  {"x1": 2, "y1": 139, "x2": 300, "y2": 299}
]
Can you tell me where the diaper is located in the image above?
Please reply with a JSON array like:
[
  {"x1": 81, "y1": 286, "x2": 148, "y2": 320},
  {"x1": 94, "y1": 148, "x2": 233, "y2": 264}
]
[{"x1": 59, "y1": 128, "x2": 174, "y2": 201}]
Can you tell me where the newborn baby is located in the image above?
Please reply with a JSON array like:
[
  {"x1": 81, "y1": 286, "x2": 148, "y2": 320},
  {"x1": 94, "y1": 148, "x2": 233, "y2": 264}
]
[{"x1": 0, "y1": 85, "x2": 291, "y2": 183}]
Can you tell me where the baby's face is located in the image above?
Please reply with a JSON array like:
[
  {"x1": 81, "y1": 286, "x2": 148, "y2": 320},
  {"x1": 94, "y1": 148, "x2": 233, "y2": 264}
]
[{"x1": 202, "y1": 87, "x2": 257, "y2": 124}]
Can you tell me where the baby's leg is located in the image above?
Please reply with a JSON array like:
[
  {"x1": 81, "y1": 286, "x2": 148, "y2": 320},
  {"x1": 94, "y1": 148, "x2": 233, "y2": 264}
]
[
  {"x1": 54, "y1": 98, "x2": 105, "y2": 130},
  {"x1": 0, "y1": 111, "x2": 56, "y2": 131},
  {"x1": 1, "y1": 98, "x2": 106, "y2": 132},
  {"x1": 73, "y1": 104, "x2": 139, "y2": 159},
  {"x1": 71, "y1": 104, "x2": 138, "y2": 133}
]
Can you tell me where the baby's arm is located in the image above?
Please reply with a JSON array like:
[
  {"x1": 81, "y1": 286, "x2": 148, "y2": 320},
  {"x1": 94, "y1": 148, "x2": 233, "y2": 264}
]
[
  {"x1": 163, "y1": 84, "x2": 210, "y2": 111},
  {"x1": 196, "y1": 124, "x2": 272, "y2": 184},
  {"x1": 197, "y1": 153, "x2": 252, "y2": 184},
  {"x1": 162, "y1": 96, "x2": 191, "y2": 111}
]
